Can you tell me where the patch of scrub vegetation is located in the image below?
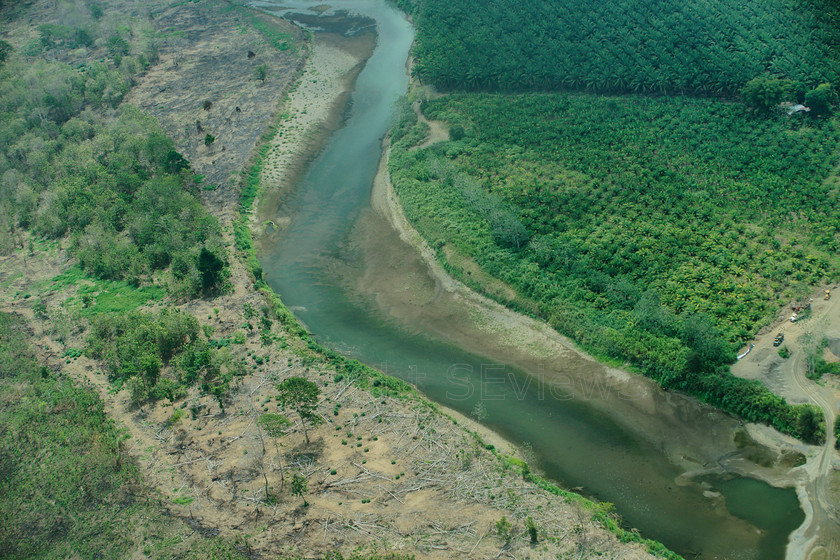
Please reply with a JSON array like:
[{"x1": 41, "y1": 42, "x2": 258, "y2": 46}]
[
  {"x1": 0, "y1": 2, "x2": 228, "y2": 299},
  {"x1": 224, "y1": 3, "x2": 296, "y2": 53},
  {"x1": 407, "y1": 0, "x2": 840, "y2": 96},
  {"x1": 0, "y1": 311, "x2": 249, "y2": 560},
  {"x1": 390, "y1": 92, "x2": 834, "y2": 443},
  {"x1": 86, "y1": 308, "x2": 243, "y2": 408}
]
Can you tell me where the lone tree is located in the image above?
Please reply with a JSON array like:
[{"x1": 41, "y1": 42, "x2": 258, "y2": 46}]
[
  {"x1": 741, "y1": 75, "x2": 791, "y2": 114},
  {"x1": 805, "y1": 83, "x2": 834, "y2": 116},
  {"x1": 255, "y1": 64, "x2": 268, "y2": 82},
  {"x1": 197, "y1": 247, "x2": 225, "y2": 295},
  {"x1": 90, "y1": 2, "x2": 104, "y2": 20},
  {"x1": 258, "y1": 412, "x2": 291, "y2": 487},
  {"x1": 276, "y1": 376, "x2": 321, "y2": 443},
  {"x1": 204, "y1": 133, "x2": 215, "y2": 147},
  {"x1": 290, "y1": 472, "x2": 308, "y2": 506}
]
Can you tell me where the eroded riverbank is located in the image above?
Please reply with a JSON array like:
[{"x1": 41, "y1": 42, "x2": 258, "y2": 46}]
[
  {"x1": 361, "y1": 138, "x2": 815, "y2": 559},
  {"x1": 253, "y1": 2, "x2": 816, "y2": 558}
]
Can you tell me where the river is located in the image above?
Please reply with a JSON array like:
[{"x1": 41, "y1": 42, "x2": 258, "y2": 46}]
[{"x1": 253, "y1": 1, "x2": 805, "y2": 558}]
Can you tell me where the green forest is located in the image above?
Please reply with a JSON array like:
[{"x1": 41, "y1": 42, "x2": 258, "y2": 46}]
[
  {"x1": 0, "y1": 1, "x2": 237, "y2": 403},
  {"x1": 0, "y1": 3, "x2": 227, "y2": 297},
  {"x1": 408, "y1": 0, "x2": 840, "y2": 96},
  {"x1": 390, "y1": 0, "x2": 840, "y2": 443},
  {"x1": 0, "y1": 312, "x2": 256, "y2": 560}
]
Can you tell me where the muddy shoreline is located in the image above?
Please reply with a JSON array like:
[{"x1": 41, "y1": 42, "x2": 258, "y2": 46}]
[
  {"x1": 369, "y1": 136, "x2": 830, "y2": 558},
  {"x1": 250, "y1": 5, "x2": 830, "y2": 559},
  {"x1": 255, "y1": 31, "x2": 376, "y2": 248}
]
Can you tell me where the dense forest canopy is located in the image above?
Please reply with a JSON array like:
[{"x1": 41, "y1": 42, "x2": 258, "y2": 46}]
[{"x1": 410, "y1": 0, "x2": 840, "y2": 95}]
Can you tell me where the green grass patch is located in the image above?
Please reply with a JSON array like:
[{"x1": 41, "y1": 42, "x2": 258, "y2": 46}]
[
  {"x1": 225, "y1": 3, "x2": 297, "y2": 54},
  {"x1": 0, "y1": 311, "x2": 249, "y2": 560},
  {"x1": 46, "y1": 266, "x2": 165, "y2": 316}
]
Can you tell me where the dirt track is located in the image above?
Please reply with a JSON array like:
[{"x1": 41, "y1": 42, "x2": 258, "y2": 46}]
[{"x1": 733, "y1": 290, "x2": 840, "y2": 559}]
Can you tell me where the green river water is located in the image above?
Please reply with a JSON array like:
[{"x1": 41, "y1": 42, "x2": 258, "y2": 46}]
[{"x1": 254, "y1": 1, "x2": 805, "y2": 557}]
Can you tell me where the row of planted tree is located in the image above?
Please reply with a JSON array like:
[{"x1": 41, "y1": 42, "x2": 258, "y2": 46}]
[
  {"x1": 407, "y1": 0, "x2": 840, "y2": 98},
  {"x1": 389, "y1": 91, "x2": 835, "y2": 443}
]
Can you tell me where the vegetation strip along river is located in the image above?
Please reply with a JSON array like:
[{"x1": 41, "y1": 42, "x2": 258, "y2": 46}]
[{"x1": 255, "y1": 1, "x2": 805, "y2": 558}]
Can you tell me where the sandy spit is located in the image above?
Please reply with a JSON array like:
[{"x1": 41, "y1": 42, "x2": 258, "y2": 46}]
[{"x1": 255, "y1": 39, "x2": 362, "y2": 228}]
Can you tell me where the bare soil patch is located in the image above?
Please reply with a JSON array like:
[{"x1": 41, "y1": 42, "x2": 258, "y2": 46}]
[{"x1": 126, "y1": 1, "x2": 306, "y2": 223}]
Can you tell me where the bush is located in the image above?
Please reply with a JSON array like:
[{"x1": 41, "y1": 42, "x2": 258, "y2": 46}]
[
  {"x1": 805, "y1": 83, "x2": 834, "y2": 116},
  {"x1": 742, "y1": 75, "x2": 791, "y2": 114},
  {"x1": 86, "y1": 309, "x2": 238, "y2": 407}
]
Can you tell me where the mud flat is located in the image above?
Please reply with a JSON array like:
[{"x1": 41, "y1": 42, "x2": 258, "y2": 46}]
[{"x1": 364, "y1": 134, "x2": 812, "y2": 559}]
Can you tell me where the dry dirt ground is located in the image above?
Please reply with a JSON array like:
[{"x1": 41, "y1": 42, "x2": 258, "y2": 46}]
[
  {"x1": 0, "y1": 220, "x2": 659, "y2": 560},
  {"x1": 125, "y1": 0, "x2": 307, "y2": 224},
  {"x1": 0, "y1": 2, "x2": 662, "y2": 559},
  {"x1": 412, "y1": 98, "x2": 449, "y2": 150},
  {"x1": 732, "y1": 290, "x2": 840, "y2": 560}
]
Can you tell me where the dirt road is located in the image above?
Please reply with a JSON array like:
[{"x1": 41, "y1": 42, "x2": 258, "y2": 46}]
[{"x1": 733, "y1": 290, "x2": 840, "y2": 559}]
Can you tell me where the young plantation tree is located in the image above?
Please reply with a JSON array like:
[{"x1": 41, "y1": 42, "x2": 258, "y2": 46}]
[
  {"x1": 290, "y1": 472, "x2": 308, "y2": 506},
  {"x1": 276, "y1": 376, "x2": 321, "y2": 443},
  {"x1": 255, "y1": 64, "x2": 268, "y2": 82},
  {"x1": 258, "y1": 412, "x2": 291, "y2": 487}
]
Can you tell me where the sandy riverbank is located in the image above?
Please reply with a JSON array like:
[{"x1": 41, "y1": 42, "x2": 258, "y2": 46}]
[
  {"x1": 255, "y1": 33, "x2": 373, "y2": 237},
  {"x1": 370, "y1": 120, "x2": 840, "y2": 559},
  {"x1": 239, "y1": 27, "x2": 660, "y2": 559},
  {"x1": 253, "y1": 26, "x2": 531, "y2": 484}
]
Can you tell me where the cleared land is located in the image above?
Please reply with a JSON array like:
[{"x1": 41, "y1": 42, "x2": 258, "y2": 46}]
[{"x1": 0, "y1": 1, "x2": 674, "y2": 558}]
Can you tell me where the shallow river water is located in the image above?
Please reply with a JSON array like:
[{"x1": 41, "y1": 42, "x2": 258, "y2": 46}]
[{"x1": 254, "y1": 1, "x2": 805, "y2": 557}]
